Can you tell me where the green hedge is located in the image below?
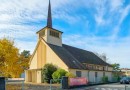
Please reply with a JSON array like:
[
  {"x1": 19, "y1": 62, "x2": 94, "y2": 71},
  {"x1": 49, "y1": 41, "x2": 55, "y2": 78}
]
[{"x1": 102, "y1": 76, "x2": 108, "y2": 83}]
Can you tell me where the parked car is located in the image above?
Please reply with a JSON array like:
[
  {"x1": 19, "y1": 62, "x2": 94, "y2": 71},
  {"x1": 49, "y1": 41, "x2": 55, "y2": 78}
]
[{"x1": 120, "y1": 77, "x2": 130, "y2": 84}]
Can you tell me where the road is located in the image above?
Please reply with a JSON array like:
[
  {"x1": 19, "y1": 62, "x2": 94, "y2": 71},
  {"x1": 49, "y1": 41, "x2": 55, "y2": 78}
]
[{"x1": 73, "y1": 83, "x2": 130, "y2": 90}]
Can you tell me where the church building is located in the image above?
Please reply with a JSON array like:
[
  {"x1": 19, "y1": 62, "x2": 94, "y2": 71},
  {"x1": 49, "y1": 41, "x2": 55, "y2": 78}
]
[{"x1": 25, "y1": 0, "x2": 113, "y2": 83}]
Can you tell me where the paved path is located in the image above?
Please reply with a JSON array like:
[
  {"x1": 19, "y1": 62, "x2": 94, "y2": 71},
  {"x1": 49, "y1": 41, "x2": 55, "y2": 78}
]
[
  {"x1": 72, "y1": 83, "x2": 130, "y2": 90},
  {"x1": 6, "y1": 82, "x2": 130, "y2": 90}
]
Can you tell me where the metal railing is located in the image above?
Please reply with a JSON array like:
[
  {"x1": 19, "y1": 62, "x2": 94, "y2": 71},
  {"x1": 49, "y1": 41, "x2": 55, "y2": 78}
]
[
  {"x1": 50, "y1": 79, "x2": 62, "y2": 90},
  {"x1": 6, "y1": 78, "x2": 25, "y2": 90}
]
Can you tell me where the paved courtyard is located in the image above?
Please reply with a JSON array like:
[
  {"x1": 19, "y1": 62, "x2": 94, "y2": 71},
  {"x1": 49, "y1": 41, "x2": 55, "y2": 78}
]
[
  {"x1": 6, "y1": 82, "x2": 130, "y2": 90},
  {"x1": 73, "y1": 83, "x2": 130, "y2": 90}
]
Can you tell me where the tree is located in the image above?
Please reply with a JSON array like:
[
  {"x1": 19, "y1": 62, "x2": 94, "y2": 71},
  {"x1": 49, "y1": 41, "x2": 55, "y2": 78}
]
[
  {"x1": 42, "y1": 63, "x2": 57, "y2": 83},
  {"x1": 111, "y1": 63, "x2": 120, "y2": 71},
  {"x1": 95, "y1": 52, "x2": 108, "y2": 62},
  {"x1": 19, "y1": 50, "x2": 31, "y2": 70},
  {"x1": 111, "y1": 63, "x2": 121, "y2": 81},
  {"x1": 0, "y1": 38, "x2": 31, "y2": 78},
  {"x1": 0, "y1": 38, "x2": 22, "y2": 77},
  {"x1": 65, "y1": 72, "x2": 75, "y2": 78}
]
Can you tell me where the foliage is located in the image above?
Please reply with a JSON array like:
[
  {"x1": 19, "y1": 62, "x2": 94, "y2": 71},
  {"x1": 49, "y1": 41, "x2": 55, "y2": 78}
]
[
  {"x1": 19, "y1": 50, "x2": 31, "y2": 70},
  {"x1": 52, "y1": 69, "x2": 67, "y2": 83},
  {"x1": 102, "y1": 76, "x2": 108, "y2": 83},
  {"x1": 41, "y1": 63, "x2": 57, "y2": 83},
  {"x1": 112, "y1": 76, "x2": 120, "y2": 82},
  {"x1": 111, "y1": 63, "x2": 121, "y2": 77},
  {"x1": 65, "y1": 72, "x2": 75, "y2": 78},
  {"x1": 0, "y1": 38, "x2": 31, "y2": 78},
  {"x1": 111, "y1": 63, "x2": 120, "y2": 71}
]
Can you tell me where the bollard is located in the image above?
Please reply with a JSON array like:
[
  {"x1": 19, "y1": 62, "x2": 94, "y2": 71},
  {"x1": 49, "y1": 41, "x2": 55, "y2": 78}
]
[
  {"x1": 22, "y1": 80, "x2": 24, "y2": 90},
  {"x1": 0, "y1": 77, "x2": 5, "y2": 90},
  {"x1": 50, "y1": 79, "x2": 52, "y2": 90},
  {"x1": 125, "y1": 85, "x2": 128, "y2": 90}
]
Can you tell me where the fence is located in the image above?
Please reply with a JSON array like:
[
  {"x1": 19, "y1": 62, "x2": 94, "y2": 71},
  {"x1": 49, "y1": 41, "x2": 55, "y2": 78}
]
[
  {"x1": 50, "y1": 79, "x2": 62, "y2": 90},
  {"x1": 6, "y1": 78, "x2": 25, "y2": 90}
]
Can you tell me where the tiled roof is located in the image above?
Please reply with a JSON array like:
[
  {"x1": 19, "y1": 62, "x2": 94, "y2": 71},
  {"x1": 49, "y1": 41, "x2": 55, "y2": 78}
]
[{"x1": 48, "y1": 43, "x2": 111, "y2": 70}]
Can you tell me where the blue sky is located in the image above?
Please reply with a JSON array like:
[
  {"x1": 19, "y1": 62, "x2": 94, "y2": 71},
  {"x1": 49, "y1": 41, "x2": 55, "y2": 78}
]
[{"x1": 0, "y1": 0, "x2": 130, "y2": 68}]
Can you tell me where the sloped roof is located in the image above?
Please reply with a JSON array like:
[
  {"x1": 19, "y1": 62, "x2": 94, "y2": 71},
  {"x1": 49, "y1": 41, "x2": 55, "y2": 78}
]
[
  {"x1": 48, "y1": 43, "x2": 111, "y2": 70},
  {"x1": 48, "y1": 44, "x2": 86, "y2": 69},
  {"x1": 63, "y1": 44, "x2": 111, "y2": 66}
]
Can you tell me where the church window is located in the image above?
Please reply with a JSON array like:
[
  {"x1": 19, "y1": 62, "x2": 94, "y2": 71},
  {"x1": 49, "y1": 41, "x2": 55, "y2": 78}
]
[{"x1": 50, "y1": 30, "x2": 59, "y2": 38}]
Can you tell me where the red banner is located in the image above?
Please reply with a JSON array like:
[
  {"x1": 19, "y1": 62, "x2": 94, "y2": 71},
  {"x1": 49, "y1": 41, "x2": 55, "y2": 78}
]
[{"x1": 69, "y1": 77, "x2": 88, "y2": 86}]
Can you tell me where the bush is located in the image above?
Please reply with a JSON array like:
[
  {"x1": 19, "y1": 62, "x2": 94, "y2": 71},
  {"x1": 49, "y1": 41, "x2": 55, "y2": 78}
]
[
  {"x1": 65, "y1": 72, "x2": 75, "y2": 78},
  {"x1": 102, "y1": 76, "x2": 108, "y2": 83},
  {"x1": 52, "y1": 69, "x2": 67, "y2": 83},
  {"x1": 113, "y1": 76, "x2": 120, "y2": 82},
  {"x1": 41, "y1": 63, "x2": 57, "y2": 83}
]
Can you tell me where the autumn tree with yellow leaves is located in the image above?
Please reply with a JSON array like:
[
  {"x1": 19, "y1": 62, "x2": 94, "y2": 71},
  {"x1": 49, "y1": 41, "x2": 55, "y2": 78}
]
[{"x1": 0, "y1": 38, "x2": 30, "y2": 78}]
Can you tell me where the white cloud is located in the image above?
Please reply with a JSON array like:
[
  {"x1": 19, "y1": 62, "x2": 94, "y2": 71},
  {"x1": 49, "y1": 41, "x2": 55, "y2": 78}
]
[
  {"x1": 111, "y1": 5, "x2": 130, "y2": 40},
  {"x1": 16, "y1": 40, "x2": 37, "y2": 53},
  {"x1": 0, "y1": 24, "x2": 39, "y2": 39},
  {"x1": 110, "y1": 0, "x2": 124, "y2": 11}
]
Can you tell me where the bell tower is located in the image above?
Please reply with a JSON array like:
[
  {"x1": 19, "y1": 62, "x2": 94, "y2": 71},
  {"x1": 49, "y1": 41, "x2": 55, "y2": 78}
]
[{"x1": 36, "y1": 0, "x2": 63, "y2": 46}]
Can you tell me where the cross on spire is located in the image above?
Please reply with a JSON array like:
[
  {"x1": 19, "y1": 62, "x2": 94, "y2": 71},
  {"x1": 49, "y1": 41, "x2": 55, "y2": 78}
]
[{"x1": 47, "y1": 0, "x2": 52, "y2": 28}]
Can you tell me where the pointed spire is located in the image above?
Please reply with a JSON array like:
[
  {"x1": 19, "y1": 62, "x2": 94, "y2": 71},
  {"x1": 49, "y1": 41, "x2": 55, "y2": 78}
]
[{"x1": 47, "y1": 0, "x2": 52, "y2": 28}]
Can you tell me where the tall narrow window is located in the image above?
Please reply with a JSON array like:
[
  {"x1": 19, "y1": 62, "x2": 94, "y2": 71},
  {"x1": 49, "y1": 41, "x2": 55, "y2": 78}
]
[
  {"x1": 95, "y1": 72, "x2": 98, "y2": 78},
  {"x1": 103, "y1": 67, "x2": 105, "y2": 71},
  {"x1": 103, "y1": 72, "x2": 105, "y2": 76},
  {"x1": 76, "y1": 71, "x2": 81, "y2": 77}
]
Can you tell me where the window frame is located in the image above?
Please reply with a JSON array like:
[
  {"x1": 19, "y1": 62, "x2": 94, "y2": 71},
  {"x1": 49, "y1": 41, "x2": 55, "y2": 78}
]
[
  {"x1": 76, "y1": 71, "x2": 81, "y2": 77},
  {"x1": 49, "y1": 30, "x2": 60, "y2": 38}
]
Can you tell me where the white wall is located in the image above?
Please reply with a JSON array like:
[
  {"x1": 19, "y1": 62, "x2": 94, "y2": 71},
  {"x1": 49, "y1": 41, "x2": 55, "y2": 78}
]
[
  {"x1": 97, "y1": 71, "x2": 103, "y2": 83},
  {"x1": 37, "y1": 71, "x2": 42, "y2": 83},
  {"x1": 30, "y1": 51, "x2": 37, "y2": 69},
  {"x1": 69, "y1": 69, "x2": 113, "y2": 83},
  {"x1": 47, "y1": 30, "x2": 62, "y2": 46},
  {"x1": 106, "y1": 72, "x2": 112, "y2": 82}
]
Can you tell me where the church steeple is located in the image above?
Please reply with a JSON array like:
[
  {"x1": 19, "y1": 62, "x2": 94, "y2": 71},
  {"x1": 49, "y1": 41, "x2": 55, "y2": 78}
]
[
  {"x1": 36, "y1": 0, "x2": 63, "y2": 46},
  {"x1": 47, "y1": 0, "x2": 52, "y2": 28}
]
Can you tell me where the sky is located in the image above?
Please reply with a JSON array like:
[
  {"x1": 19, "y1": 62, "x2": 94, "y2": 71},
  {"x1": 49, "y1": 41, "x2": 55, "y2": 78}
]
[{"x1": 0, "y1": 0, "x2": 130, "y2": 68}]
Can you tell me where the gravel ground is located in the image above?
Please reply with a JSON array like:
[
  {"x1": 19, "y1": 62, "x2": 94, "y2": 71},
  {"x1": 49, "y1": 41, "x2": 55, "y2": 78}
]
[{"x1": 6, "y1": 83, "x2": 61, "y2": 90}]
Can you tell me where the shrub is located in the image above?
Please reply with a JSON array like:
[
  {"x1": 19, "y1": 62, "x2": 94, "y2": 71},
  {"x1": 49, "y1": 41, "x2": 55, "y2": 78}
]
[
  {"x1": 65, "y1": 72, "x2": 75, "y2": 78},
  {"x1": 113, "y1": 76, "x2": 120, "y2": 82},
  {"x1": 41, "y1": 63, "x2": 57, "y2": 83},
  {"x1": 52, "y1": 69, "x2": 67, "y2": 83},
  {"x1": 102, "y1": 76, "x2": 108, "y2": 83}
]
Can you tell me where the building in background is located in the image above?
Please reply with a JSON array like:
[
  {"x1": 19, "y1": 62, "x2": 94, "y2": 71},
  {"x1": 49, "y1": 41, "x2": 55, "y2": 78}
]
[
  {"x1": 25, "y1": 0, "x2": 113, "y2": 83},
  {"x1": 121, "y1": 68, "x2": 130, "y2": 77}
]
